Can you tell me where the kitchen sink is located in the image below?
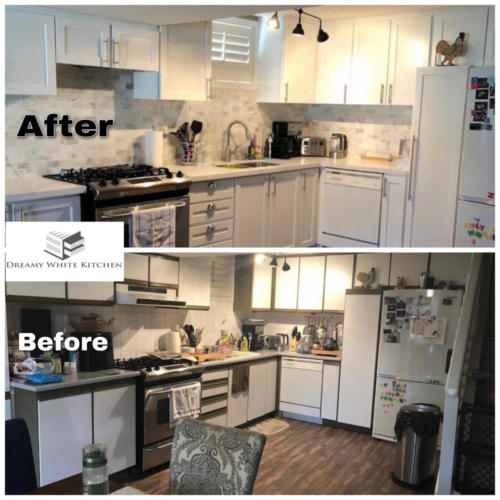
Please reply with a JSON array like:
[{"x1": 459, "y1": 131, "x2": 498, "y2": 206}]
[{"x1": 216, "y1": 161, "x2": 279, "y2": 169}]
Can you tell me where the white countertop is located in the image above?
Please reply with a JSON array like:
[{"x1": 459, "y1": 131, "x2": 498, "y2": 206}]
[
  {"x1": 10, "y1": 368, "x2": 140, "y2": 393},
  {"x1": 184, "y1": 156, "x2": 409, "y2": 182},
  {"x1": 5, "y1": 176, "x2": 87, "y2": 203}
]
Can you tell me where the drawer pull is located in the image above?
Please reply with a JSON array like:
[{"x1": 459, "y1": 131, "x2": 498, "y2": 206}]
[
  {"x1": 207, "y1": 202, "x2": 215, "y2": 211},
  {"x1": 206, "y1": 224, "x2": 215, "y2": 233},
  {"x1": 208, "y1": 181, "x2": 216, "y2": 190}
]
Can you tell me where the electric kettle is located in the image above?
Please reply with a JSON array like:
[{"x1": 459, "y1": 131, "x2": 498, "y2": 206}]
[{"x1": 329, "y1": 133, "x2": 348, "y2": 159}]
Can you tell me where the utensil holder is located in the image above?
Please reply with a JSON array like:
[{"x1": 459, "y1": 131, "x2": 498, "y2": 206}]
[{"x1": 178, "y1": 141, "x2": 197, "y2": 165}]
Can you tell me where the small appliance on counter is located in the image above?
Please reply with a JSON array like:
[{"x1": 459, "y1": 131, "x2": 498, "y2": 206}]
[
  {"x1": 74, "y1": 332, "x2": 114, "y2": 372},
  {"x1": 276, "y1": 334, "x2": 290, "y2": 352},
  {"x1": 268, "y1": 121, "x2": 303, "y2": 159},
  {"x1": 260, "y1": 335, "x2": 280, "y2": 351},
  {"x1": 329, "y1": 133, "x2": 348, "y2": 159},
  {"x1": 242, "y1": 319, "x2": 265, "y2": 351},
  {"x1": 298, "y1": 334, "x2": 313, "y2": 354},
  {"x1": 301, "y1": 137, "x2": 328, "y2": 157}
]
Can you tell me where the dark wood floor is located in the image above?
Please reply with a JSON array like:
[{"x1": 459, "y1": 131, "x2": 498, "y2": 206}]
[{"x1": 115, "y1": 418, "x2": 434, "y2": 495}]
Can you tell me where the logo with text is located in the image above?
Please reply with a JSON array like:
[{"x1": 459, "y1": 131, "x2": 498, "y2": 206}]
[{"x1": 45, "y1": 230, "x2": 85, "y2": 260}]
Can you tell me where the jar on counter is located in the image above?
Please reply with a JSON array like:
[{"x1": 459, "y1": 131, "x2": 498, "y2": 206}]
[{"x1": 82, "y1": 444, "x2": 108, "y2": 495}]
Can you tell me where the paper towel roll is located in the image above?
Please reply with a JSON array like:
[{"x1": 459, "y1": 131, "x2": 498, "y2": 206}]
[
  {"x1": 166, "y1": 330, "x2": 181, "y2": 353},
  {"x1": 145, "y1": 130, "x2": 163, "y2": 167}
]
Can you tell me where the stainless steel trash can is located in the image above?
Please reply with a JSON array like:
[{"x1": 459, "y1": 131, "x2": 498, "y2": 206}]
[{"x1": 391, "y1": 403, "x2": 441, "y2": 488}]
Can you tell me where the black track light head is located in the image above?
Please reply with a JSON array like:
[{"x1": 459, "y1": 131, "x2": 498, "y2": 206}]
[
  {"x1": 270, "y1": 256, "x2": 278, "y2": 268},
  {"x1": 317, "y1": 27, "x2": 329, "y2": 43},
  {"x1": 282, "y1": 258, "x2": 291, "y2": 272}
]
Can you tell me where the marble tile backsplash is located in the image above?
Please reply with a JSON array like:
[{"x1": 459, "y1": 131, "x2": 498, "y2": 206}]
[{"x1": 6, "y1": 64, "x2": 412, "y2": 178}]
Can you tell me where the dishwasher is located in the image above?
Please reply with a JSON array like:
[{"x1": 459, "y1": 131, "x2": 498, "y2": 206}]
[
  {"x1": 279, "y1": 357, "x2": 323, "y2": 419},
  {"x1": 319, "y1": 169, "x2": 383, "y2": 246}
]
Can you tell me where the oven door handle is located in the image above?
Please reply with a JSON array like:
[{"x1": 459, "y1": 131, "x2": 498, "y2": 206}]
[
  {"x1": 146, "y1": 388, "x2": 173, "y2": 398},
  {"x1": 145, "y1": 442, "x2": 172, "y2": 452},
  {"x1": 100, "y1": 201, "x2": 187, "y2": 219}
]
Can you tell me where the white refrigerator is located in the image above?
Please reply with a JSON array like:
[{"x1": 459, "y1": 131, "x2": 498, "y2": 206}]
[
  {"x1": 372, "y1": 289, "x2": 463, "y2": 442},
  {"x1": 455, "y1": 66, "x2": 495, "y2": 247}
]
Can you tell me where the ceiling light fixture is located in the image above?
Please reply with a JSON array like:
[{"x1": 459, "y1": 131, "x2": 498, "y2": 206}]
[
  {"x1": 282, "y1": 258, "x2": 291, "y2": 272},
  {"x1": 292, "y1": 8, "x2": 329, "y2": 43},
  {"x1": 270, "y1": 256, "x2": 278, "y2": 268},
  {"x1": 255, "y1": 254, "x2": 266, "y2": 264},
  {"x1": 266, "y1": 11, "x2": 280, "y2": 30},
  {"x1": 292, "y1": 9, "x2": 304, "y2": 36}
]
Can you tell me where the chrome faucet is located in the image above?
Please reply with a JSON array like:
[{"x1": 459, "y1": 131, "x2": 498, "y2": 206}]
[{"x1": 223, "y1": 120, "x2": 252, "y2": 162}]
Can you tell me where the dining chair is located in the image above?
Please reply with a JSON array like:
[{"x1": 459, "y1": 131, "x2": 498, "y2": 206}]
[
  {"x1": 168, "y1": 418, "x2": 266, "y2": 495},
  {"x1": 5, "y1": 418, "x2": 38, "y2": 494}
]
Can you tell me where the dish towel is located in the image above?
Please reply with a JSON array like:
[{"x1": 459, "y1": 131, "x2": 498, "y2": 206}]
[
  {"x1": 130, "y1": 205, "x2": 176, "y2": 247},
  {"x1": 171, "y1": 382, "x2": 201, "y2": 423},
  {"x1": 231, "y1": 362, "x2": 249, "y2": 395}
]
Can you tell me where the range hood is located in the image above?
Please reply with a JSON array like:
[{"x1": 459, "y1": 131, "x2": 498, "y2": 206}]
[{"x1": 115, "y1": 283, "x2": 186, "y2": 308}]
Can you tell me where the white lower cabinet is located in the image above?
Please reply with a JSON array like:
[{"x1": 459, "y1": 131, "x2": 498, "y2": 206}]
[
  {"x1": 321, "y1": 363, "x2": 340, "y2": 421},
  {"x1": 379, "y1": 174, "x2": 407, "y2": 247},
  {"x1": 7, "y1": 196, "x2": 81, "y2": 222},
  {"x1": 93, "y1": 383, "x2": 136, "y2": 475},
  {"x1": 295, "y1": 169, "x2": 319, "y2": 247},
  {"x1": 268, "y1": 171, "x2": 298, "y2": 247},
  {"x1": 248, "y1": 359, "x2": 278, "y2": 421},
  {"x1": 38, "y1": 390, "x2": 93, "y2": 486}
]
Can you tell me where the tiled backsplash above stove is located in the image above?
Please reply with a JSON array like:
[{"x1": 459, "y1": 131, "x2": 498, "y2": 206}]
[{"x1": 6, "y1": 64, "x2": 412, "y2": 178}]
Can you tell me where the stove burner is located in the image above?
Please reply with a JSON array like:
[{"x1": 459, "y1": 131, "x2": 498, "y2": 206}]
[{"x1": 114, "y1": 355, "x2": 193, "y2": 372}]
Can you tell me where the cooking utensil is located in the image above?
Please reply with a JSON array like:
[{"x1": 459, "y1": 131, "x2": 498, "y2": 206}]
[
  {"x1": 190, "y1": 120, "x2": 203, "y2": 142},
  {"x1": 180, "y1": 122, "x2": 189, "y2": 142}
]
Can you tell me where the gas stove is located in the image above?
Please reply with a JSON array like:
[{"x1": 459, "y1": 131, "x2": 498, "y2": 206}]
[
  {"x1": 115, "y1": 355, "x2": 204, "y2": 382},
  {"x1": 44, "y1": 164, "x2": 191, "y2": 201}
]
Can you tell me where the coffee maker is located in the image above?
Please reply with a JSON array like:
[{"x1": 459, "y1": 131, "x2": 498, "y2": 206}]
[
  {"x1": 267, "y1": 121, "x2": 303, "y2": 159},
  {"x1": 242, "y1": 319, "x2": 265, "y2": 351}
]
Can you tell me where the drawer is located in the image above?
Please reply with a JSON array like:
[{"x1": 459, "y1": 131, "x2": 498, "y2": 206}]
[
  {"x1": 200, "y1": 409, "x2": 228, "y2": 426},
  {"x1": 202, "y1": 384, "x2": 228, "y2": 399},
  {"x1": 202, "y1": 396, "x2": 228, "y2": 414},
  {"x1": 190, "y1": 198, "x2": 234, "y2": 226},
  {"x1": 279, "y1": 401, "x2": 321, "y2": 418},
  {"x1": 189, "y1": 219, "x2": 234, "y2": 247},
  {"x1": 202, "y1": 368, "x2": 229, "y2": 382},
  {"x1": 204, "y1": 238, "x2": 234, "y2": 248},
  {"x1": 190, "y1": 179, "x2": 235, "y2": 203}
]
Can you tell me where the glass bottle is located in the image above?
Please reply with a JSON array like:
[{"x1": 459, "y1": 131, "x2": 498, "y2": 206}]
[{"x1": 82, "y1": 444, "x2": 108, "y2": 495}]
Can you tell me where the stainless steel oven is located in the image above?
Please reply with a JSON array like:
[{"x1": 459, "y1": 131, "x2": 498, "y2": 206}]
[
  {"x1": 142, "y1": 379, "x2": 201, "y2": 471},
  {"x1": 96, "y1": 195, "x2": 189, "y2": 247}
]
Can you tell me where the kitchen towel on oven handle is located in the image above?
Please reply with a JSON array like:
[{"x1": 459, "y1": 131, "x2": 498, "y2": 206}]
[
  {"x1": 171, "y1": 382, "x2": 201, "y2": 422},
  {"x1": 130, "y1": 204, "x2": 176, "y2": 247}
]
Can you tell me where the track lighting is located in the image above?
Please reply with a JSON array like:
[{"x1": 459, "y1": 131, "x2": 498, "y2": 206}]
[
  {"x1": 285, "y1": 8, "x2": 330, "y2": 43},
  {"x1": 292, "y1": 9, "x2": 304, "y2": 36},
  {"x1": 266, "y1": 11, "x2": 280, "y2": 30},
  {"x1": 317, "y1": 23, "x2": 329, "y2": 43},
  {"x1": 270, "y1": 256, "x2": 278, "y2": 268},
  {"x1": 282, "y1": 258, "x2": 291, "y2": 272}
]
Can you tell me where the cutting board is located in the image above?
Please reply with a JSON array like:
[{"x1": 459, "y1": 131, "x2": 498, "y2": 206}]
[
  {"x1": 191, "y1": 352, "x2": 227, "y2": 362},
  {"x1": 311, "y1": 349, "x2": 341, "y2": 357}
]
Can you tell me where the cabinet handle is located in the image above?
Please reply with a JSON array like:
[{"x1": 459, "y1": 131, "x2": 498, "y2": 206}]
[
  {"x1": 302, "y1": 172, "x2": 306, "y2": 190},
  {"x1": 343, "y1": 84, "x2": 347, "y2": 104},
  {"x1": 272, "y1": 177, "x2": 277, "y2": 195},
  {"x1": 99, "y1": 37, "x2": 109, "y2": 65},
  {"x1": 206, "y1": 77, "x2": 212, "y2": 100},
  {"x1": 382, "y1": 177, "x2": 387, "y2": 197},
  {"x1": 207, "y1": 202, "x2": 215, "y2": 211},
  {"x1": 408, "y1": 135, "x2": 417, "y2": 201},
  {"x1": 208, "y1": 181, "x2": 216, "y2": 190},
  {"x1": 206, "y1": 224, "x2": 215, "y2": 233},
  {"x1": 388, "y1": 84, "x2": 393, "y2": 105},
  {"x1": 112, "y1": 40, "x2": 120, "y2": 66},
  {"x1": 379, "y1": 84, "x2": 385, "y2": 104},
  {"x1": 284, "y1": 82, "x2": 289, "y2": 102}
]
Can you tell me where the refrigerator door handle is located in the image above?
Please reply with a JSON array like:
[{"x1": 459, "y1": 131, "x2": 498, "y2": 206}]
[{"x1": 445, "y1": 348, "x2": 453, "y2": 374}]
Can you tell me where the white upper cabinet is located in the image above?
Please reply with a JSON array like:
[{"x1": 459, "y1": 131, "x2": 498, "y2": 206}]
[
  {"x1": 389, "y1": 253, "x2": 428, "y2": 287},
  {"x1": 316, "y1": 22, "x2": 354, "y2": 104},
  {"x1": 134, "y1": 22, "x2": 210, "y2": 100},
  {"x1": 323, "y1": 254, "x2": 354, "y2": 311},
  {"x1": 355, "y1": 253, "x2": 390, "y2": 288},
  {"x1": 251, "y1": 255, "x2": 273, "y2": 310},
  {"x1": 67, "y1": 282, "x2": 115, "y2": 303},
  {"x1": 274, "y1": 257, "x2": 299, "y2": 310},
  {"x1": 6, "y1": 282, "x2": 66, "y2": 300},
  {"x1": 149, "y1": 256, "x2": 179, "y2": 285},
  {"x1": 431, "y1": 6, "x2": 488, "y2": 67},
  {"x1": 282, "y1": 14, "x2": 318, "y2": 103},
  {"x1": 6, "y1": 8, "x2": 56, "y2": 95},
  {"x1": 56, "y1": 16, "x2": 111, "y2": 67},
  {"x1": 350, "y1": 19, "x2": 391, "y2": 105},
  {"x1": 387, "y1": 13, "x2": 431, "y2": 105},
  {"x1": 178, "y1": 257, "x2": 212, "y2": 309},
  {"x1": 484, "y1": 6, "x2": 495, "y2": 67},
  {"x1": 124, "y1": 253, "x2": 149, "y2": 283},
  {"x1": 297, "y1": 256, "x2": 325, "y2": 311},
  {"x1": 111, "y1": 23, "x2": 159, "y2": 71}
]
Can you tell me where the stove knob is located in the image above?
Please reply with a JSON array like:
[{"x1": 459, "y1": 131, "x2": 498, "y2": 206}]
[
  {"x1": 166, "y1": 171, "x2": 173, "y2": 179},
  {"x1": 99, "y1": 179, "x2": 107, "y2": 187},
  {"x1": 154, "y1": 366, "x2": 160, "y2": 371},
  {"x1": 111, "y1": 177, "x2": 119, "y2": 186},
  {"x1": 176, "y1": 171, "x2": 184, "y2": 178},
  {"x1": 146, "y1": 366, "x2": 152, "y2": 372}
]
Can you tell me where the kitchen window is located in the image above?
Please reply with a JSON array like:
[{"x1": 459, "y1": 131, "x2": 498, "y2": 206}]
[{"x1": 211, "y1": 17, "x2": 258, "y2": 89}]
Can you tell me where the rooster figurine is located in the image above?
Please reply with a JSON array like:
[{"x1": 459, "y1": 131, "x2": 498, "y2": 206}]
[
  {"x1": 357, "y1": 267, "x2": 375, "y2": 289},
  {"x1": 435, "y1": 32, "x2": 466, "y2": 66}
]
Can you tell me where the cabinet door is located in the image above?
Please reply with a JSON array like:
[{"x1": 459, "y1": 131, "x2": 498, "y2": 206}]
[
  {"x1": 268, "y1": 171, "x2": 297, "y2": 247},
  {"x1": 248, "y1": 361, "x2": 267, "y2": 421},
  {"x1": 389, "y1": 253, "x2": 428, "y2": 287},
  {"x1": 295, "y1": 169, "x2": 319, "y2": 247},
  {"x1": 251, "y1": 255, "x2": 273, "y2": 310},
  {"x1": 178, "y1": 257, "x2": 212, "y2": 309},
  {"x1": 379, "y1": 174, "x2": 406, "y2": 247},
  {"x1": 316, "y1": 22, "x2": 353, "y2": 104},
  {"x1": 227, "y1": 366, "x2": 248, "y2": 427},
  {"x1": 274, "y1": 257, "x2": 299, "y2": 310},
  {"x1": 432, "y1": 6, "x2": 488, "y2": 67},
  {"x1": 6, "y1": 9, "x2": 56, "y2": 95},
  {"x1": 350, "y1": 19, "x2": 391, "y2": 104},
  {"x1": 67, "y1": 282, "x2": 114, "y2": 304},
  {"x1": 93, "y1": 383, "x2": 136, "y2": 475},
  {"x1": 429, "y1": 253, "x2": 472, "y2": 286},
  {"x1": 355, "y1": 253, "x2": 390, "y2": 288},
  {"x1": 282, "y1": 14, "x2": 318, "y2": 103},
  {"x1": 388, "y1": 14, "x2": 431, "y2": 105},
  {"x1": 265, "y1": 359, "x2": 278, "y2": 414},
  {"x1": 149, "y1": 256, "x2": 179, "y2": 286},
  {"x1": 10, "y1": 196, "x2": 81, "y2": 222},
  {"x1": 6, "y1": 282, "x2": 66, "y2": 300},
  {"x1": 484, "y1": 6, "x2": 495, "y2": 66},
  {"x1": 111, "y1": 23, "x2": 159, "y2": 71},
  {"x1": 56, "y1": 16, "x2": 110, "y2": 67},
  {"x1": 297, "y1": 256, "x2": 325, "y2": 311},
  {"x1": 38, "y1": 391, "x2": 93, "y2": 486},
  {"x1": 323, "y1": 254, "x2": 354, "y2": 312},
  {"x1": 234, "y1": 175, "x2": 269, "y2": 246},
  {"x1": 124, "y1": 253, "x2": 149, "y2": 283},
  {"x1": 321, "y1": 363, "x2": 340, "y2": 421}
]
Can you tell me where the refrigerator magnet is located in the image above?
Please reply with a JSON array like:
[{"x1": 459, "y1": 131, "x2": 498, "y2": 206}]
[
  {"x1": 489, "y1": 98, "x2": 495, "y2": 109},
  {"x1": 387, "y1": 304, "x2": 396, "y2": 311},
  {"x1": 471, "y1": 77, "x2": 479, "y2": 89},
  {"x1": 488, "y1": 76, "x2": 495, "y2": 86},
  {"x1": 490, "y1": 84, "x2": 495, "y2": 97},
  {"x1": 423, "y1": 317, "x2": 447, "y2": 345},
  {"x1": 476, "y1": 89, "x2": 489, "y2": 99},
  {"x1": 475, "y1": 101, "x2": 488, "y2": 112},
  {"x1": 477, "y1": 77, "x2": 489, "y2": 88}
]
